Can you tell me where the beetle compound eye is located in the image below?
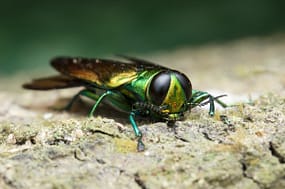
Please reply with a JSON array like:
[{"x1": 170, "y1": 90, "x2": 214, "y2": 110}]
[
  {"x1": 174, "y1": 72, "x2": 192, "y2": 100},
  {"x1": 149, "y1": 71, "x2": 171, "y2": 105}
]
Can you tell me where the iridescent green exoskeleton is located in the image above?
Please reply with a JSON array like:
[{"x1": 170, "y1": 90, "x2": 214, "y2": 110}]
[{"x1": 23, "y1": 56, "x2": 227, "y2": 151}]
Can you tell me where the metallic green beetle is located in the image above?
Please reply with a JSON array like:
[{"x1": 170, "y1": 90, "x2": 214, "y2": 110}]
[{"x1": 23, "y1": 56, "x2": 227, "y2": 151}]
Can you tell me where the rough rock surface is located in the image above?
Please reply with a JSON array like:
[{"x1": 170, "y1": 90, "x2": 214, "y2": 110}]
[{"x1": 0, "y1": 35, "x2": 284, "y2": 189}]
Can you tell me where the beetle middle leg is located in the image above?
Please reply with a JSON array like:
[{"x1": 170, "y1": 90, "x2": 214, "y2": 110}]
[{"x1": 64, "y1": 89, "x2": 113, "y2": 116}]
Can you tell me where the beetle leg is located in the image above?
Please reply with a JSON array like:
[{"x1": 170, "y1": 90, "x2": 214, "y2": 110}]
[
  {"x1": 208, "y1": 95, "x2": 215, "y2": 116},
  {"x1": 129, "y1": 112, "x2": 145, "y2": 152},
  {"x1": 213, "y1": 95, "x2": 228, "y2": 108},
  {"x1": 67, "y1": 89, "x2": 113, "y2": 117},
  {"x1": 64, "y1": 89, "x2": 94, "y2": 110},
  {"x1": 87, "y1": 90, "x2": 112, "y2": 117},
  {"x1": 190, "y1": 90, "x2": 228, "y2": 116}
]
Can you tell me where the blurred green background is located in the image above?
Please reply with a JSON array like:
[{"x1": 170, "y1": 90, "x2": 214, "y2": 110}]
[{"x1": 0, "y1": 0, "x2": 285, "y2": 74}]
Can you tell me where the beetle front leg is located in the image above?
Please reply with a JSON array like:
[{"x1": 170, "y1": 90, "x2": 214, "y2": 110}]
[
  {"x1": 190, "y1": 90, "x2": 228, "y2": 116},
  {"x1": 129, "y1": 112, "x2": 145, "y2": 152}
]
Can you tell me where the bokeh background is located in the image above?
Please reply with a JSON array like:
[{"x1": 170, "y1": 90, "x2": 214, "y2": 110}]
[{"x1": 0, "y1": 0, "x2": 285, "y2": 75}]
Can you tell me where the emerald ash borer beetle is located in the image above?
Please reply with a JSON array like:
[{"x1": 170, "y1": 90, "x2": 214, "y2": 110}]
[{"x1": 23, "y1": 55, "x2": 227, "y2": 151}]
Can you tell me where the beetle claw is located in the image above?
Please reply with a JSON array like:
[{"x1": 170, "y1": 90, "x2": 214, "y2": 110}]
[{"x1": 137, "y1": 139, "x2": 145, "y2": 152}]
